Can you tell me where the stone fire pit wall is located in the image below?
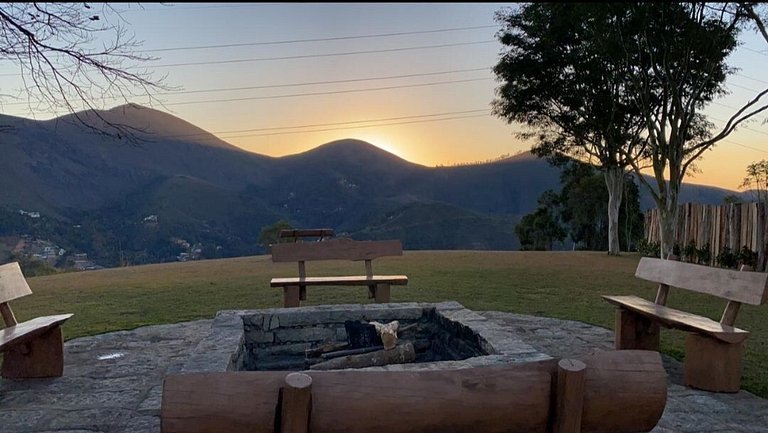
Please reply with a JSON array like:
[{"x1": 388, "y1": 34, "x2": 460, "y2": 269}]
[{"x1": 181, "y1": 302, "x2": 552, "y2": 374}]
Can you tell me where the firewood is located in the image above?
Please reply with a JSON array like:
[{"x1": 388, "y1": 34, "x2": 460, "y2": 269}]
[
  {"x1": 369, "y1": 320, "x2": 399, "y2": 350},
  {"x1": 309, "y1": 342, "x2": 415, "y2": 370},
  {"x1": 320, "y1": 346, "x2": 384, "y2": 360},
  {"x1": 305, "y1": 342, "x2": 348, "y2": 358}
]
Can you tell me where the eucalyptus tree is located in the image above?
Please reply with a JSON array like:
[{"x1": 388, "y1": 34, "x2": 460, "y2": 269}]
[
  {"x1": 494, "y1": 2, "x2": 768, "y2": 260},
  {"x1": 492, "y1": 3, "x2": 647, "y2": 255},
  {"x1": 613, "y1": 2, "x2": 768, "y2": 258}
]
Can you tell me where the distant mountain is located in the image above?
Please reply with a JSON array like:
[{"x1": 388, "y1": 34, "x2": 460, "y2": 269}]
[{"x1": 0, "y1": 104, "x2": 745, "y2": 267}]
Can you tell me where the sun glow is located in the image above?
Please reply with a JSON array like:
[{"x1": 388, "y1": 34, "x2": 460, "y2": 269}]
[{"x1": 352, "y1": 133, "x2": 406, "y2": 160}]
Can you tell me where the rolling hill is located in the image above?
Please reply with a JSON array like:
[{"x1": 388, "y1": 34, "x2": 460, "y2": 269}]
[{"x1": 0, "y1": 104, "x2": 745, "y2": 267}]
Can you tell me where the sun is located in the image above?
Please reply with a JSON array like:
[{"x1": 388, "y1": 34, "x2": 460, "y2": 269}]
[{"x1": 354, "y1": 133, "x2": 405, "y2": 160}]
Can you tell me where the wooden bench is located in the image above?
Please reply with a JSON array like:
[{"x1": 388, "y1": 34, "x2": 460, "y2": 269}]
[
  {"x1": 0, "y1": 262, "x2": 73, "y2": 379},
  {"x1": 279, "y1": 228, "x2": 334, "y2": 242},
  {"x1": 603, "y1": 257, "x2": 768, "y2": 392},
  {"x1": 270, "y1": 237, "x2": 408, "y2": 308}
]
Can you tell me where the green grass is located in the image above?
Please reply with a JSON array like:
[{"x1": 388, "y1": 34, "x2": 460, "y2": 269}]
[{"x1": 11, "y1": 251, "x2": 768, "y2": 397}]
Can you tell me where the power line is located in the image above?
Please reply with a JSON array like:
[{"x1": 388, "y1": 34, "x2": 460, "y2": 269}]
[
  {"x1": 143, "y1": 25, "x2": 499, "y2": 53},
  {"x1": 734, "y1": 71, "x2": 768, "y2": 85},
  {"x1": 218, "y1": 114, "x2": 491, "y2": 140},
  {"x1": 2, "y1": 67, "x2": 492, "y2": 106},
  {"x1": 723, "y1": 139, "x2": 768, "y2": 153},
  {"x1": 710, "y1": 115, "x2": 768, "y2": 138},
  {"x1": 162, "y1": 77, "x2": 492, "y2": 106},
  {"x1": 149, "y1": 40, "x2": 496, "y2": 68},
  {"x1": 0, "y1": 40, "x2": 496, "y2": 77},
  {"x1": 164, "y1": 109, "x2": 491, "y2": 139},
  {"x1": 169, "y1": 67, "x2": 490, "y2": 95},
  {"x1": 741, "y1": 46, "x2": 768, "y2": 57},
  {"x1": 123, "y1": 3, "x2": 282, "y2": 13}
]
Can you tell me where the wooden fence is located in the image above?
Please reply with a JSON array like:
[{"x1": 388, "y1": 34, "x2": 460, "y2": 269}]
[{"x1": 644, "y1": 202, "x2": 767, "y2": 270}]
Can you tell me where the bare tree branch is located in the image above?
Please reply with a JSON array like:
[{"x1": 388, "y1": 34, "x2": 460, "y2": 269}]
[{"x1": 0, "y1": 3, "x2": 172, "y2": 140}]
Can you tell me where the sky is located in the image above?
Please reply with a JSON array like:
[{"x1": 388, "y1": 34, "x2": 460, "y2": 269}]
[{"x1": 2, "y1": 2, "x2": 768, "y2": 191}]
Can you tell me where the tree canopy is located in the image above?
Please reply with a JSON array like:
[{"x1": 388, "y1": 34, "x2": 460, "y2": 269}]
[
  {"x1": 495, "y1": 2, "x2": 768, "y2": 259},
  {"x1": 492, "y1": 3, "x2": 648, "y2": 255}
]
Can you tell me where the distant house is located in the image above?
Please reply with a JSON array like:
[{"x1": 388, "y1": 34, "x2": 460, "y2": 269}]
[{"x1": 18, "y1": 210, "x2": 40, "y2": 218}]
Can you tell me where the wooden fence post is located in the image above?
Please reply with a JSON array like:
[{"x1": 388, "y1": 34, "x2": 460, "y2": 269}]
[
  {"x1": 281, "y1": 372, "x2": 312, "y2": 433},
  {"x1": 554, "y1": 358, "x2": 586, "y2": 433}
]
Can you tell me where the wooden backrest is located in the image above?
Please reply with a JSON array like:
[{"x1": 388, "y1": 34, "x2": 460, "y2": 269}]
[
  {"x1": 0, "y1": 262, "x2": 33, "y2": 304},
  {"x1": 279, "y1": 228, "x2": 334, "y2": 242},
  {"x1": 0, "y1": 262, "x2": 33, "y2": 327},
  {"x1": 635, "y1": 257, "x2": 768, "y2": 306},
  {"x1": 270, "y1": 238, "x2": 402, "y2": 263}
]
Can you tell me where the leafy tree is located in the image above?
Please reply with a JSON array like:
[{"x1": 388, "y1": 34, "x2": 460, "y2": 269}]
[
  {"x1": 558, "y1": 163, "x2": 608, "y2": 250},
  {"x1": 723, "y1": 194, "x2": 744, "y2": 205},
  {"x1": 0, "y1": 3, "x2": 166, "y2": 137},
  {"x1": 258, "y1": 220, "x2": 294, "y2": 250},
  {"x1": 493, "y1": 3, "x2": 648, "y2": 256},
  {"x1": 495, "y1": 3, "x2": 768, "y2": 260},
  {"x1": 612, "y1": 3, "x2": 768, "y2": 258},
  {"x1": 741, "y1": 160, "x2": 768, "y2": 204},
  {"x1": 555, "y1": 161, "x2": 644, "y2": 251},
  {"x1": 515, "y1": 193, "x2": 566, "y2": 251}
]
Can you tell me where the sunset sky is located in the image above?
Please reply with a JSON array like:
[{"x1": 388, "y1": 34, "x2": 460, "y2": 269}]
[{"x1": 2, "y1": 2, "x2": 767, "y2": 191}]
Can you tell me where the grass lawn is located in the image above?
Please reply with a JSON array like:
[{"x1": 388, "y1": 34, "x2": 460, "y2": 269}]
[{"x1": 10, "y1": 250, "x2": 768, "y2": 398}]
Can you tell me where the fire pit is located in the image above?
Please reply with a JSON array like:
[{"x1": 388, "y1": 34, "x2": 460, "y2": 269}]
[
  {"x1": 181, "y1": 301, "x2": 552, "y2": 373},
  {"x1": 164, "y1": 302, "x2": 668, "y2": 433}
]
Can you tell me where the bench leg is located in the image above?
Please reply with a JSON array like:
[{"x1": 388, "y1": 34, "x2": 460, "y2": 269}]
[
  {"x1": 284, "y1": 285, "x2": 301, "y2": 308},
  {"x1": 684, "y1": 333, "x2": 744, "y2": 392},
  {"x1": 614, "y1": 308, "x2": 660, "y2": 351},
  {"x1": 1, "y1": 326, "x2": 65, "y2": 379},
  {"x1": 374, "y1": 283, "x2": 390, "y2": 303},
  {"x1": 299, "y1": 285, "x2": 307, "y2": 301}
]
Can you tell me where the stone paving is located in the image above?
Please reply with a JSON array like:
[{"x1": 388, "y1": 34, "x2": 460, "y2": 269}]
[{"x1": 1, "y1": 310, "x2": 768, "y2": 432}]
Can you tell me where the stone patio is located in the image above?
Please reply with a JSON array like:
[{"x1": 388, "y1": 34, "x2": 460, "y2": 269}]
[{"x1": 1, "y1": 306, "x2": 767, "y2": 433}]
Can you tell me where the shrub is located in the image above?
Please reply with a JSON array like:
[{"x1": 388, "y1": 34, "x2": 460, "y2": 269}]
[
  {"x1": 637, "y1": 239, "x2": 660, "y2": 258},
  {"x1": 682, "y1": 240, "x2": 698, "y2": 263},
  {"x1": 716, "y1": 247, "x2": 739, "y2": 269},
  {"x1": 739, "y1": 246, "x2": 758, "y2": 269},
  {"x1": 695, "y1": 243, "x2": 711, "y2": 265}
]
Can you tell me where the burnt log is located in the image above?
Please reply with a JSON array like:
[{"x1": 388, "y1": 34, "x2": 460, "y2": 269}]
[
  {"x1": 309, "y1": 342, "x2": 415, "y2": 370},
  {"x1": 320, "y1": 345, "x2": 385, "y2": 360}
]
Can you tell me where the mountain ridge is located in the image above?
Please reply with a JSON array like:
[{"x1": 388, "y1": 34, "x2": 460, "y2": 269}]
[{"x1": 0, "y1": 104, "x2": 746, "y2": 267}]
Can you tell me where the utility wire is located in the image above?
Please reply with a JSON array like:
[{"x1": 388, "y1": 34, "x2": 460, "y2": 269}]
[
  {"x1": 149, "y1": 40, "x2": 496, "y2": 68},
  {"x1": 162, "y1": 77, "x2": 492, "y2": 106},
  {"x1": 2, "y1": 67, "x2": 492, "y2": 106},
  {"x1": 734, "y1": 71, "x2": 768, "y2": 85},
  {"x1": 218, "y1": 114, "x2": 490, "y2": 139},
  {"x1": 143, "y1": 25, "x2": 499, "y2": 52},
  {"x1": 163, "y1": 109, "x2": 491, "y2": 139},
  {"x1": 723, "y1": 139, "x2": 768, "y2": 153}
]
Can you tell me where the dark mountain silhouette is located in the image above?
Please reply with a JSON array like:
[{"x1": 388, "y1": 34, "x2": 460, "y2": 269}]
[{"x1": 0, "y1": 104, "x2": 745, "y2": 266}]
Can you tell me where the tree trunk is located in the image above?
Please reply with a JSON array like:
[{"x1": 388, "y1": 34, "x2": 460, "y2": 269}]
[
  {"x1": 657, "y1": 186, "x2": 680, "y2": 260},
  {"x1": 605, "y1": 167, "x2": 625, "y2": 256}
]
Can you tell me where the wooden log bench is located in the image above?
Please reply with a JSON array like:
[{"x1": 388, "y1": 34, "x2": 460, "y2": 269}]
[
  {"x1": 161, "y1": 350, "x2": 668, "y2": 433},
  {"x1": 270, "y1": 237, "x2": 408, "y2": 308},
  {"x1": 603, "y1": 257, "x2": 768, "y2": 392},
  {"x1": 0, "y1": 262, "x2": 73, "y2": 379}
]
